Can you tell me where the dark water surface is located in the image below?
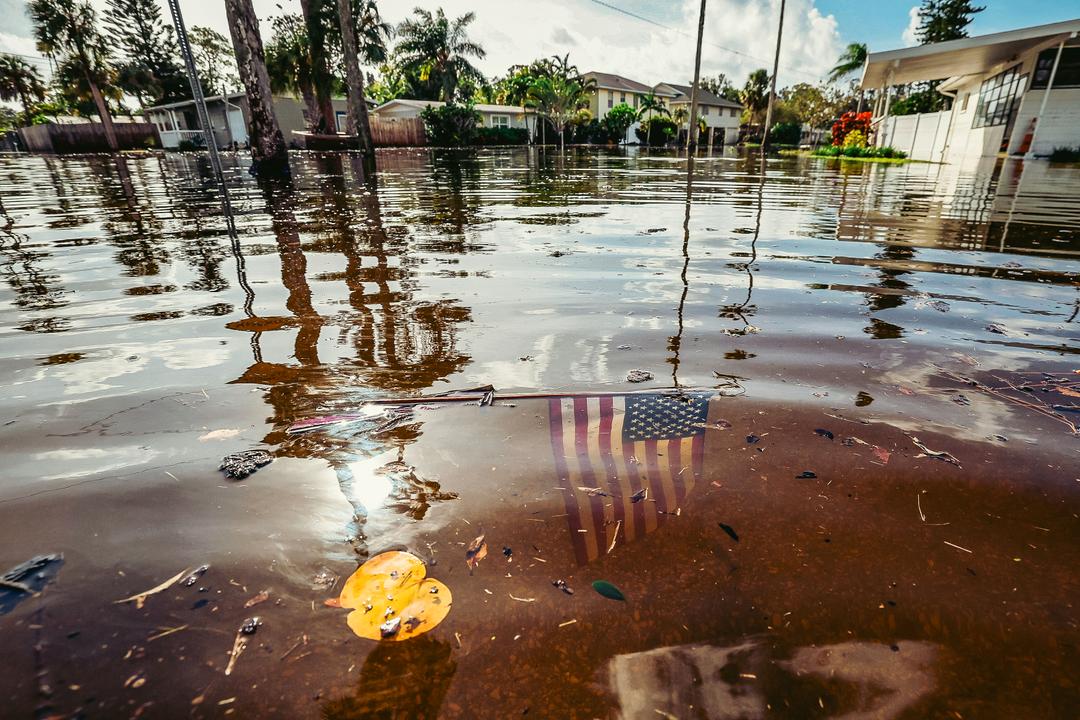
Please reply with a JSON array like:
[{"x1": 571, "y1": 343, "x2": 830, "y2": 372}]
[{"x1": 1, "y1": 148, "x2": 1078, "y2": 718}]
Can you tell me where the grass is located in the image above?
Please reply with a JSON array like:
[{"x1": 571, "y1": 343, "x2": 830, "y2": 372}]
[{"x1": 777, "y1": 148, "x2": 915, "y2": 164}]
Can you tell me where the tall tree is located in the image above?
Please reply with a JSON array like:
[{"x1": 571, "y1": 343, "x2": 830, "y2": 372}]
[
  {"x1": 740, "y1": 68, "x2": 770, "y2": 126},
  {"x1": 189, "y1": 26, "x2": 240, "y2": 96},
  {"x1": 395, "y1": 7, "x2": 485, "y2": 101},
  {"x1": 916, "y1": 0, "x2": 984, "y2": 44},
  {"x1": 103, "y1": 0, "x2": 186, "y2": 106},
  {"x1": 700, "y1": 73, "x2": 739, "y2": 102},
  {"x1": 336, "y1": 0, "x2": 374, "y2": 155},
  {"x1": 828, "y1": 43, "x2": 867, "y2": 83},
  {"x1": 29, "y1": 0, "x2": 118, "y2": 150},
  {"x1": 298, "y1": 0, "x2": 337, "y2": 132},
  {"x1": 0, "y1": 54, "x2": 46, "y2": 123},
  {"x1": 526, "y1": 55, "x2": 593, "y2": 153},
  {"x1": 224, "y1": 0, "x2": 288, "y2": 167},
  {"x1": 265, "y1": 14, "x2": 319, "y2": 128},
  {"x1": 637, "y1": 92, "x2": 669, "y2": 122}
]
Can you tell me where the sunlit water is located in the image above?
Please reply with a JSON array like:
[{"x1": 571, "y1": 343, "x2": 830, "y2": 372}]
[{"x1": 1, "y1": 148, "x2": 1078, "y2": 718}]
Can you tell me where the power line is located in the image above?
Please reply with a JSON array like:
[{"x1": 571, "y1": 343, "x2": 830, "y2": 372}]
[{"x1": 584, "y1": 0, "x2": 823, "y2": 81}]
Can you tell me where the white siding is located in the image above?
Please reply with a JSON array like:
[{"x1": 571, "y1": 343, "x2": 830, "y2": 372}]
[{"x1": 1007, "y1": 87, "x2": 1080, "y2": 156}]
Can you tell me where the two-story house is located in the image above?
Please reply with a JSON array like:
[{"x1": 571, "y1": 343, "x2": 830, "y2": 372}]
[{"x1": 653, "y1": 83, "x2": 743, "y2": 145}]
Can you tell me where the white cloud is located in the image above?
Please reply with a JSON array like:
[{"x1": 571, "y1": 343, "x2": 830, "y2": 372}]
[{"x1": 902, "y1": 5, "x2": 921, "y2": 46}]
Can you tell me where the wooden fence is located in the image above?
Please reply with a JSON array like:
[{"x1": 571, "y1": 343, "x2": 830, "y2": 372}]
[
  {"x1": 370, "y1": 117, "x2": 426, "y2": 147},
  {"x1": 17, "y1": 122, "x2": 160, "y2": 153}
]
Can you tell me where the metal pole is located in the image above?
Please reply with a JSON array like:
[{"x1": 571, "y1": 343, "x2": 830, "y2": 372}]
[
  {"x1": 686, "y1": 0, "x2": 707, "y2": 153},
  {"x1": 165, "y1": 0, "x2": 225, "y2": 184},
  {"x1": 1025, "y1": 36, "x2": 1067, "y2": 160},
  {"x1": 760, "y1": 0, "x2": 786, "y2": 149}
]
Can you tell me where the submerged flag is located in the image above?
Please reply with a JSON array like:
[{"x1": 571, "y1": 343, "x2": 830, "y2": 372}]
[{"x1": 549, "y1": 392, "x2": 711, "y2": 564}]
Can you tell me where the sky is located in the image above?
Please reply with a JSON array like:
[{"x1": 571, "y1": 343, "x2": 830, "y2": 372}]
[{"x1": 1, "y1": 0, "x2": 1078, "y2": 91}]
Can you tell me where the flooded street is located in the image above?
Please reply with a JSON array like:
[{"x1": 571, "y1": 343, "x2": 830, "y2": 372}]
[{"x1": 1, "y1": 147, "x2": 1078, "y2": 718}]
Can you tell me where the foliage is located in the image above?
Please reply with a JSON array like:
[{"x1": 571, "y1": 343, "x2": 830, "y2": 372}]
[
  {"x1": 769, "y1": 121, "x2": 801, "y2": 146},
  {"x1": 0, "y1": 54, "x2": 47, "y2": 123},
  {"x1": 916, "y1": 0, "x2": 984, "y2": 44},
  {"x1": 740, "y1": 68, "x2": 770, "y2": 125},
  {"x1": 103, "y1": 0, "x2": 187, "y2": 106},
  {"x1": 475, "y1": 126, "x2": 528, "y2": 145},
  {"x1": 420, "y1": 100, "x2": 480, "y2": 145},
  {"x1": 1049, "y1": 147, "x2": 1080, "y2": 163},
  {"x1": 671, "y1": 105, "x2": 689, "y2": 128},
  {"x1": 890, "y1": 87, "x2": 944, "y2": 115},
  {"x1": 842, "y1": 129, "x2": 868, "y2": 148},
  {"x1": 778, "y1": 82, "x2": 844, "y2": 129},
  {"x1": 830, "y1": 111, "x2": 871, "y2": 145},
  {"x1": 395, "y1": 7, "x2": 485, "y2": 101},
  {"x1": 0, "y1": 106, "x2": 20, "y2": 131},
  {"x1": 700, "y1": 73, "x2": 740, "y2": 103},
  {"x1": 813, "y1": 143, "x2": 906, "y2": 159},
  {"x1": 266, "y1": 15, "x2": 314, "y2": 99},
  {"x1": 603, "y1": 102, "x2": 637, "y2": 143},
  {"x1": 526, "y1": 54, "x2": 594, "y2": 151},
  {"x1": 828, "y1": 43, "x2": 867, "y2": 84},
  {"x1": 634, "y1": 115, "x2": 677, "y2": 147},
  {"x1": 189, "y1": 26, "x2": 239, "y2": 95},
  {"x1": 636, "y1": 92, "x2": 669, "y2": 120}
]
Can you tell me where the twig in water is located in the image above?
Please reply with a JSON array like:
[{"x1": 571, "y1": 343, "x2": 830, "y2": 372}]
[
  {"x1": 944, "y1": 541, "x2": 972, "y2": 554},
  {"x1": 114, "y1": 568, "x2": 190, "y2": 609}
]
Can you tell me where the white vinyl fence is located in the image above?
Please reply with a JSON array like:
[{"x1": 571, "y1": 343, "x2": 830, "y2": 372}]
[{"x1": 876, "y1": 111, "x2": 951, "y2": 162}]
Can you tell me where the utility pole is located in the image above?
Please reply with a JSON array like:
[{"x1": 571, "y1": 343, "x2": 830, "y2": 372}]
[
  {"x1": 686, "y1": 0, "x2": 707, "y2": 153},
  {"x1": 760, "y1": 0, "x2": 786, "y2": 149},
  {"x1": 165, "y1": 0, "x2": 224, "y2": 183}
]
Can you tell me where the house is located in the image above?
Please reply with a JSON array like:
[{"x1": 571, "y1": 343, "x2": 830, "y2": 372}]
[
  {"x1": 372, "y1": 99, "x2": 535, "y2": 130},
  {"x1": 653, "y1": 82, "x2": 743, "y2": 144},
  {"x1": 861, "y1": 18, "x2": 1080, "y2": 162},
  {"x1": 582, "y1": 71, "x2": 654, "y2": 142},
  {"x1": 144, "y1": 93, "x2": 368, "y2": 149}
]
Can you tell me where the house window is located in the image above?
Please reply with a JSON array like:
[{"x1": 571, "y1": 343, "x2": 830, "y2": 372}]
[
  {"x1": 620, "y1": 93, "x2": 626, "y2": 104},
  {"x1": 490, "y1": 115, "x2": 510, "y2": 129},
  {"x1": 633, "y1": 95, "x2": 639, "y2": 108},
  {"x1": 335, "y1": 110, "x2": 348, "y2": 129},
  {"x1": 607, "y1": 91, "x2": 613, "y2": 109},
  {"x1": 730, "y1": 108, "x2": 738, "y2": 117},
  {"x1": 702, "y1": 105, "x2": 709, "y2": 116},
  {"x1": 1032, "y1": 46, "x2": 1080, "y2": 88},
  {"x1": 961, "y1": 93, "x2": 970, "y2": 111},
  {"x1": 972, "y1": 65, "x2": 1024, "y2": 128}
]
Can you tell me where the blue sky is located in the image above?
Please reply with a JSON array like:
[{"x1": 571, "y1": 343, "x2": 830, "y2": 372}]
[{"x1": 1, "y1": 0, "x2": 1078, "y2": 89}]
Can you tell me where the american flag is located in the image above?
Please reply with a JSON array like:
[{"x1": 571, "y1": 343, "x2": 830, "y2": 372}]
[{"x1": 549, "y1": 392, "x2": 711, "y2": 564}]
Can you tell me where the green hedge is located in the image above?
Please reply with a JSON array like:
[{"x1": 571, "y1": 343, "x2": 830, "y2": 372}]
[
  {"x1": 813, "y1": 144, "x2": 907, "y2": 159},
  {"x1": 475, "y1": 127, "x2": 529, "y2": 145}
]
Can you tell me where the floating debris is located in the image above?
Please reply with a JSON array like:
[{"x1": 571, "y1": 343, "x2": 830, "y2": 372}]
[
  {"x1": 797, "y1": 471, "x2": 818, "y2": 479},
  {"x1": 465, "y1": 534, "x2": 488, "y2": 572},
  {"x1": 746, "y1": 434, "x2": 760, "y2": 444},
  {"x1": 552, "y1": 579, "x2": 574, "y2": 595},
  {"x1": 333, "y1": 551, "x2": 451, "y2": 642},
  {"x1": 985, "y1": 323, "x2": 1008, "y2": 335},
  {"x1": 718, "y1": 523, "x2": 739, "y2": 543},
  {"x1": 244, "y1": 590, "x2": 270, "y2": 608},
  {"x1": 814, "y1": 428, "x2": 835, "y2": 440},
  {"x1": 592, "y1": 580, "x2": 626, "y2": 602},
  {"x1": 1, "y1": 554, "x2": 63, "y2": 615},
  {"x1": 626, "y1": 370, "x2": 654, "y2": 383},
  {"x1": 219, "y1": 450, "x2": 273, "y2": 479},
  {"x1": 115, "y1": 567, "x2": 190, "y2": 609},
  {"x1": 909, "y1": 436, "x2": 962, "y2": 468},
  {"x1": 952, "y1": 394, "x2": 971, "y2": 406},
  {"x1": 855, "y1": 391, "x2": 874, "y2": 407},
  {"x1": 181, "y1": 565, "x2": 209, "y2": 587},
  {"x1": 629, "y1": 488, "x2": 647, "y2": 503}
]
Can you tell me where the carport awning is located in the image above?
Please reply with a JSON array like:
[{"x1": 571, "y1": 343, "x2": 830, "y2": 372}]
[{"x1": 860, "y1": 18, "x2": 1080, "y2": 87}]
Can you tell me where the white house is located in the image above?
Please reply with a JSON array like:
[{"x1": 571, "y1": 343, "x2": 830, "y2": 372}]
[
  {"x1": 653, "y1": 82, "x2": 743, "y2": 144},
  {"x1": 372, "y1": 99, "x2": 535, "y2": 130},
  {"x1": 861, "y1": 18, "x2": 1080, "y2": 163}
]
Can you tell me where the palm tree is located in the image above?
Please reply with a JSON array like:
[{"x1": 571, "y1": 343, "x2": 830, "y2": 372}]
[
  {"x1": 828, "y1": 43, "x2": 867, "y2": 83},
  {"x1": 526, "y1": 55, "x2": 594, "y2": 153},
  {"x1": 637, "y1": 92, "x2": 669, "y2": 122},
  {"x1": 0, "y1": 54, "x2": 46, "y2": 124},
  {"x1": 266, "y1": 15, "x2": 319, "y2": 129},
  {"x1": 740, "y1": 68, "x2": 770, "y2": 126},
  {"x1": 337, "y1": 0, "x2": 383, "y2": 156},
  {"x1": 395, "y1": 7, "x2": 485, "y2": 101},
  {"x1": 29, "y1": 0, "x2": 119, "y2": 150},
  {"x1": 224, "y1": 0, "x2": 288, "y2": 167}
]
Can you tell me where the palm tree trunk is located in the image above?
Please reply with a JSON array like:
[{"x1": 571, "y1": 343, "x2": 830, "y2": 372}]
[
  {"x1": 300, "y1": 82, "x2": 319, "y2": 132},
  {"x1": 299, "y1": 0, "x2": 336, "y2": 133},
  {"x1": 336, "y1": 0, "x2": 374, "y2": 157},
  {"x1": 224, "y1": 0, "x2": 288, "y2": 166},
  {"x1": 86, "y1": 75, "x2": 119, "y2": 151}
]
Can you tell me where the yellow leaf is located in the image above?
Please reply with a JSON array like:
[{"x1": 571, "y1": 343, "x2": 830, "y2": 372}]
[{"x1": 336, "y1": 551, "x2": 452, "y2": 641}]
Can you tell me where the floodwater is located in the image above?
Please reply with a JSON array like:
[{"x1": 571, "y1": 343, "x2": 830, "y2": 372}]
[{"x1": 1, "y1": 147, "x2": 1078, "y2": 719}]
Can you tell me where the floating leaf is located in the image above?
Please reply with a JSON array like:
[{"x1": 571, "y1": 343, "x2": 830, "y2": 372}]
[
  {"x1": 746, "y1": 434, "x2": 760, "y2": 444},
  {"x1": 814, "y1": 429, "x2": 834, "y2": 440},
  {"x1": 592, "y1": 580, "x2": 626, "y2": 602},
  {"x1": 718, "y1": 523, "x2": 739, "y2": 542},
  {"x1": 629, "y1": 488, "x2": 647, "y2": 503},
  {"x1": 796, "y1": 471, "x2": 817, "y2": 479},
  {"x1": 335, "y1": 551, "x2": 452, "y2": 642},
  {"x1": 465, "y1": 534, "x2": 488, "y2": 571}
]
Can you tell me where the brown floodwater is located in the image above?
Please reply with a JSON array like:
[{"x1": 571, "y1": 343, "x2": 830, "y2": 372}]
[{"x1": 1, "y1": 147, "x2": 1079, "y2": 719}]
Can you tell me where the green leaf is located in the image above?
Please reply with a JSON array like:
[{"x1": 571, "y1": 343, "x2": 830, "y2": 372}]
[{"x1": 591, "y1": 580, "x2": 626, "y2": 602}]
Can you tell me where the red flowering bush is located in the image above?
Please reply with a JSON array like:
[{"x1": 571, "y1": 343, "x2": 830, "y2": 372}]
[{"x1": 831, "y1": 111, "x2": 872, "y2": 146}]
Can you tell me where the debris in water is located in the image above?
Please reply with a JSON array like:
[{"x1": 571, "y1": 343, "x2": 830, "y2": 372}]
[
  {"x1": 244, "y1": 590, "x2": 270, "y2": 608},
  {"x1": 466, "y1": 534, "x2": 488, "y2": 572},
  {"x1": 552, "y1": 579, "x2": 574, "y2": 595},
  {"x1": 797, "y1": 471, "x2": 818, "y2": 479},
  {"x1": 333, "y1": 551, "x2": 451, "y2": 642},
  {"x1": 718, "y1": 523, "x2": 739, "y2": 542},
  {"x1": 630, "y1": 488, "x2": 647, "y2": 503},
  {"x1": 181, "y1": 565, "x2": 209, "y2": 587},
  {"x1": 607, "y1": 520, "x2": 621, "y2": 554},
  {"x1": 509, "y1": 593, "x2": 536, "y2": 603},
  {"x1": 240, "y1": 616, "x2": 262, "y2": 635},
  {"x1": 985, "y1": 323, "x2": 1008, "y2": 335},
  {"x1": 502, "y1": 546, "x2": 513, "y2": 559},
  {"x1": 952, "y1": 394, "x2": 971, "y2": 406},
  {"x1": 814, "y1": 428, "x2": 835, "y2": 440},
  {"x1": 578, "y1": 486, "x2": 609, "y2": 497},
  {"x1": 909, "y1": 436, "x2": 962, "y2": 468},
  {"x1": 548, "y1": 250, "x2": 570, "y2": 257},
  {"x1": 1, "y1": 554, "x2": 63, "y2": 615},
  {"x1": 198, "y1": 428, "x2": 241, "y2": 441},
  {"x1": 746, "y1": 434, "x2": 760, "y2": 444},
  {"x1": 944, "y1": 541, "x2": 973, "y2": 554},
  {"x1": 115, "y1": 567, "x2": 190, "y2": 609},
  {"x1": 872, "y1": 447, "x2": 892, "y2": 464},
  {"x1": 855, "y1": 391, "x2": 874, "y2": 407},
  {"x1": 626, "y1": 370, "x2": 653, "y2": 383},
  {"x1": 592, "y1": 580, "x2": 626, "y2": 602},
  {"x1": 219, "y1": 449, "x2": 273, "y2": 479},
  {"x1": 616, "y1": 344, "x2": 632, "y2": 351}
]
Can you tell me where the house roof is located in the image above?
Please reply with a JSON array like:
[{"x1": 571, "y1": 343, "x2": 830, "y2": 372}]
[
  {"x1": 144, "y1": 93, "x2": 246, "y2": 112},
  {"x1": 582, "y1": 71, "x2": 652, "y2": 94},
  {"x1": 373, "y1": 99, "x2": 533, "y2": 114},
  {"x1": 861, "y1": 17, "x2": 1080, "y2": 88},
  {"x1": 654, "y1": 82, "x2": 743, "y2": 109}
]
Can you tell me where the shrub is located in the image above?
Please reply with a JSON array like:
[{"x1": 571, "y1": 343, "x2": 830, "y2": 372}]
[
  {"x1": 421, "y1": 102, "x2": 480, "y2": 146},
  {"x1": 1049, "y1": 147, "x2": 1080, "y2": 163},
  {"x1": 603, "y1": 103, "x2": 637, "y2": 144},
  {"x1": 769, "y1": 121, "x2": 801, "y2": 146},
  {"x1": 475, "y1": 126, "x2": 528, "y2": 145},
  {"x1": 812, "y1": 144, "x2": 906, "y2": 160},
  {"x1": 831, "y1": 111, "x2": 871, "y2": 146},
  {"x1": 634, "y1": 116, "x2": 678, "y2": 147},
  {"x1": 842, "y1": 129, "x2": 868, "y2": 149}
]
